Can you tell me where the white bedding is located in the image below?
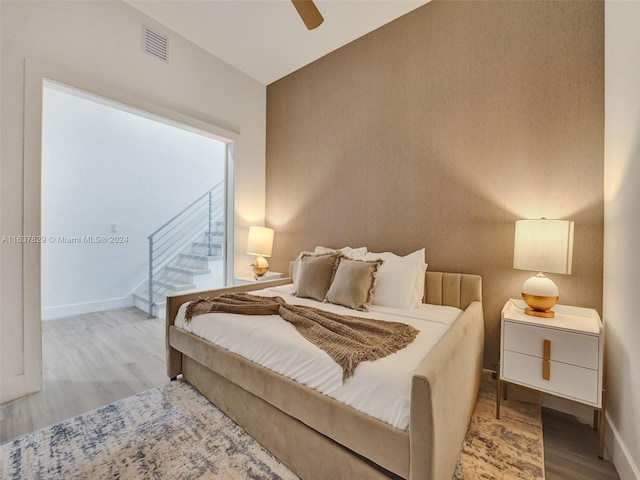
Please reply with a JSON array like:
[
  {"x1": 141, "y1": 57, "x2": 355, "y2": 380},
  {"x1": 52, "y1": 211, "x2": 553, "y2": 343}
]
[{"x1": 175, "y1": 284, "x2": 462, "y2": 431}]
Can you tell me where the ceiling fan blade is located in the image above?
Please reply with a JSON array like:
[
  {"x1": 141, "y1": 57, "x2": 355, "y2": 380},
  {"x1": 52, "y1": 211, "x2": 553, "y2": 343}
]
[{"x1": 291, "y1": 0, "x2": 324, "y2": 30}]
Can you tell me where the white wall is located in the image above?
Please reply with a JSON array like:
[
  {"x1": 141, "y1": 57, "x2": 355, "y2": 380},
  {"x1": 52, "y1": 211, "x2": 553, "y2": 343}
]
[
  {"x1": 41, "y1": 83, "x2": 226, "y2": 319},
  {"x1": 604, "y1": 1, "x2": 640, "y2": 478},
  {"x1": 1, "y1": 0, "x2": 267, "y2": 403}
]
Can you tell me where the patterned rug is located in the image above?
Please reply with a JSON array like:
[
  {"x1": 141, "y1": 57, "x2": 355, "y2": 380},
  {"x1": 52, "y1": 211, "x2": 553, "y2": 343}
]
[
  {"x1": 453, "y1": 371, "x2": 545, "y2": 479},
  {"x1": 1, "y1": 373, "x2": 544, "y2": 479},
  {"x1": 0, "y1": 380, "x2": 297, "y2": 480}
]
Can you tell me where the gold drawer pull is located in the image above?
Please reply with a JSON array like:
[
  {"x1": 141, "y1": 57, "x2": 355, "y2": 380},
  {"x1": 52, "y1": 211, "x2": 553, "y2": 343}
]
[{"x1": 543, "y1": 339, "x2": 551, "y2": 380}]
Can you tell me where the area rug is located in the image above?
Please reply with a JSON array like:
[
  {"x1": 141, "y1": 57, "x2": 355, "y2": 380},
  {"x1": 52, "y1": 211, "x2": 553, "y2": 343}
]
[
  {"x1": 1, "y1": 373, "x2": 544, "y2": 479},
  {"x1": 453, "y1": 371, "x2": 545, "y2": 479},
  {"x1": 0, "y1": 380, "x2": 298, "y2": 480}
]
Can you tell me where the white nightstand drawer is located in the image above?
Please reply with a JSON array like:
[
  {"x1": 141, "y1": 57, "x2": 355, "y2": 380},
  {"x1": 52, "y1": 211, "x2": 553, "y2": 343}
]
[
  {"x1": 502, "y1": 350, "x2": 599, "y2": 405},
  {"x1": 503, "y1": 320, "x2": 599, "y2": 370}
]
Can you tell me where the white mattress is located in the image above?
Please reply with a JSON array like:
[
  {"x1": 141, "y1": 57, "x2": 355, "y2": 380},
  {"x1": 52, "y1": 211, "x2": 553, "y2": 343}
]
[{"x1": 175, "y1": 284, "x2": 462, "y2": 431}]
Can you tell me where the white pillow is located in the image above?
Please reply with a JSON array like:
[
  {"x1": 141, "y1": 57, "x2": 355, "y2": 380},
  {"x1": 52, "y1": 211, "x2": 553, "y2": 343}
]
[
  {"x1": 314, "y1": 246, "x2": 368, "y2": 259},
  {"x1": 363, "y1": 248, "x2": 428, "y2": 309}
]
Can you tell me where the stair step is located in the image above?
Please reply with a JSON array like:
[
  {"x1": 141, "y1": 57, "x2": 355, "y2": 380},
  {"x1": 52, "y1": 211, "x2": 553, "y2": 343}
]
[
  {"x1": 133, "y1": 294, "x2": 166, "y2": 319},
  {"x1": 179, "y1": 253, "x2": 222, "y2": 261},
  {"x1": 190, "y1": 242, "x2": 223, "y2": 256},
  {"x1": 209, "y1": 222, "x2": 224, "y2": 233},
  {"x1": 180, "y1": 253, "x2": 210, "y2": 261},
  {"x1": 152, "y1": 279, "x2": 196, "y2": 291},
  {"x1": 192, "y1": 241, "x2": 223, "y2": 248},
  {"x1": 133, "y1": 292, "x2": 166, "y2": 305},
  {"x1": 166, "y1": 265, "x2": 211, "y2": 275}
]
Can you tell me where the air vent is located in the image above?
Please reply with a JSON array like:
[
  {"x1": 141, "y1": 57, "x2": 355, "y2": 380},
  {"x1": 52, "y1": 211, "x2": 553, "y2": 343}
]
[{"x1": 143, "y1": 27, "x2": 168, "y2": 63}]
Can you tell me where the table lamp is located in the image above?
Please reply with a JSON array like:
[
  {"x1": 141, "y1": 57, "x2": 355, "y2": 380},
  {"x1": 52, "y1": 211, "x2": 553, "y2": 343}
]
[
  {"x1": 247, "y1": 226, "x2": 274, "y2": 279},
  {"x1": 513, "y1": 218, "x2": 574, "y2": 318}
]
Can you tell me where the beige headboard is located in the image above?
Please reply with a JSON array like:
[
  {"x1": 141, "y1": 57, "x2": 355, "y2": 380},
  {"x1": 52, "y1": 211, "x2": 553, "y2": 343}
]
[
  {"x1": 424, "y1": 272, "x2": 482, "y2": 310},
  {"x1": 288, "y1": 262, "x2": 481, "y2": 311}
]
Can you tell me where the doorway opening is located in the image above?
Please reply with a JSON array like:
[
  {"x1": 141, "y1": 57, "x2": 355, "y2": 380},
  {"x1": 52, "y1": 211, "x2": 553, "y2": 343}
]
[
  {"x1": 41, "y1": 80, "x2": 233, "y2": 320},
  {"x1": 13, "y1": 78, "x2": 237, "y2": 438}
]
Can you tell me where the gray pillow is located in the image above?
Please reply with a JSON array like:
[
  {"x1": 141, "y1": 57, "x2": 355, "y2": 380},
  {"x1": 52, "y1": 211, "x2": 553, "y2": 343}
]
[
  {"x1": 294, "y1": 252, "x2": 342, "y2": 301},
  {"x1": 325, "y1": 258, "x2": 383, "y2": 311}
]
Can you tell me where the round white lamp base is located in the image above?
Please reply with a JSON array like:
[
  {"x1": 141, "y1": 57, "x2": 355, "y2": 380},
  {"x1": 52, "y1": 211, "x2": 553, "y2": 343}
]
[{"x1": 522, "y1": 272, "x2": 559, "y2": 318}]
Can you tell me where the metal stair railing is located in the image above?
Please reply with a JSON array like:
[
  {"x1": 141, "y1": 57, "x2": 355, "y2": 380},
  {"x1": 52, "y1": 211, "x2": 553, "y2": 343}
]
[{"x1": 147, "y1": 182, "x2": 225, "y2": 317}]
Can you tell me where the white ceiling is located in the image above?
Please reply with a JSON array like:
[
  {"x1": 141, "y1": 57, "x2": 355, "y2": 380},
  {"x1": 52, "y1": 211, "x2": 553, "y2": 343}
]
[{"x1": 126, "y1": 0, "x2": 430, "y2": 85}]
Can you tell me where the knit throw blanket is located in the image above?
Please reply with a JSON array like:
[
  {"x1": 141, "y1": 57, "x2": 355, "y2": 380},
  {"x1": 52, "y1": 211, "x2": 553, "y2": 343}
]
[{"x1": 185, "y1": 293, "x2": 419, "y2": 381}]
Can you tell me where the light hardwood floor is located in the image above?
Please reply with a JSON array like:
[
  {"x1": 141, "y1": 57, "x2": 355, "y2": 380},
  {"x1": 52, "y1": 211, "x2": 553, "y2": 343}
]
[
  {"x1": 0, "y1": 308, "x2": 168, "y2": 443},
  {"x1": 543, "y1": 408, "x2": 619, "y2": 480},
  {"x1": 0, "y1": 308, "x2": 621, "y2": 479}
]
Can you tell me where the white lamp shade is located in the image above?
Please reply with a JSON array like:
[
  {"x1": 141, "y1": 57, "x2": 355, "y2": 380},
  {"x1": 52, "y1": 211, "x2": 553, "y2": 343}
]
[
  {"x1": 246, "y1": 226, "x2": 274, "y2": 257},
  {"x1": 513, "y1": 219, "x2": 574, "y2": 275}
]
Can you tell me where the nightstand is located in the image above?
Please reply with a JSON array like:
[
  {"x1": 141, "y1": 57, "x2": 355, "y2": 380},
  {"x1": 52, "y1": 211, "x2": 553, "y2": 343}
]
[
  {"x1": 234, "y1": 271, "x2": 283, "y2": 285},
  {"x1": 497, "y1": 298, "x2": 605, "y2": 458}
]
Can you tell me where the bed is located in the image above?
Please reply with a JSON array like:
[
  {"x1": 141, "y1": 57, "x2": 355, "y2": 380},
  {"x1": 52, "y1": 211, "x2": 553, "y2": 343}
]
[{"x1": 166, "y1": 252, "x2": 483, "y2": 480}]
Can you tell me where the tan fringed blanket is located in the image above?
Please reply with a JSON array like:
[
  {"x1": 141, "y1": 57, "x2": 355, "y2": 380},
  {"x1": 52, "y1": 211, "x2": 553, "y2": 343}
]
[{"x1": 185, "y1": 293, "x2": 419, "y2": 381}]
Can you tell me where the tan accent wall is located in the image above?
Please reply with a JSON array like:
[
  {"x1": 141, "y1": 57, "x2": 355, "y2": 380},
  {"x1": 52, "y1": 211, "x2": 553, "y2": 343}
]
[{"x1": 265, "y1": 0, "x2": 604, "y2": 368}]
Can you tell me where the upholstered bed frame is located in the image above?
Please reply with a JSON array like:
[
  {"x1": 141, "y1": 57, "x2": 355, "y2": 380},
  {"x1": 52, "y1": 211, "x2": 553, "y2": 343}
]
[{"x1": 166, "y1": 271, "x2": 483, "y2": 480}]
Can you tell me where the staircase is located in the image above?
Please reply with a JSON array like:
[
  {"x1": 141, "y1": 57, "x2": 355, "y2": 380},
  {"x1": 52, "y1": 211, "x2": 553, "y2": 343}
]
[
  {"x1": 133, "y1": 227, "x2": 224, "y2": 317},
  {"x1": 134, "y1": 183, "x2": 226, "y2": 318}
]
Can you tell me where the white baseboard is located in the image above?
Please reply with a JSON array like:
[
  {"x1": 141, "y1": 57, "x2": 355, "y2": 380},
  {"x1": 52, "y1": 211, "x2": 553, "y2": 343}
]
[
  {"x1": 606, "y1": 412, "x2": 640, "y2": 480},
  {"x1": 42, "y1": 295, "x2": 134, "y2": 320}
]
